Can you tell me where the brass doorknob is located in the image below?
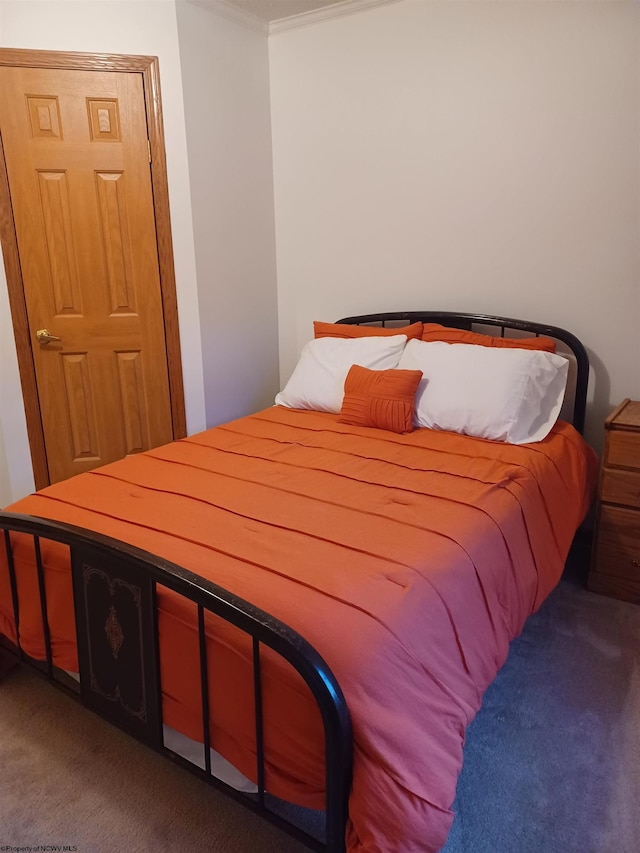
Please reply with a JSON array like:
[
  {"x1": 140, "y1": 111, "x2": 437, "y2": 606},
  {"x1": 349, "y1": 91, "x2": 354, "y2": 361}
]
[{"x1": 36, "y1": 329, "x2": 61, "y2": 344}]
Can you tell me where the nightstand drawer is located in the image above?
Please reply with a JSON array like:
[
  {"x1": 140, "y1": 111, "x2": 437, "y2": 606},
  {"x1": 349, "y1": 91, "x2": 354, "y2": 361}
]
[
  {"x1": 593, "y1": 505, "x2": 640, "y2": 581},
  {"x1": 601, "y1": 468, "x2": 640, "y2": 509},
  {"x1": 607, "y1": 430, "x2": 640, "y2": 470},
  {"x1": 588, "y1": 571, "x2": 640, "y2": 604},
  {"x1": 589, "y1": 400, "x2": 640, "y2": 602}
]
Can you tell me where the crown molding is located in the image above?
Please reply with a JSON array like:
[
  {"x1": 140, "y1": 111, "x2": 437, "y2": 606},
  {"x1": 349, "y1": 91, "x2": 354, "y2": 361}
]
[
  {"x1": 269, "y1": 0, "x2": 403, "y2": 35},
  {"x1": 186, "y1": 0, "x2": 268, "y2": 34}
]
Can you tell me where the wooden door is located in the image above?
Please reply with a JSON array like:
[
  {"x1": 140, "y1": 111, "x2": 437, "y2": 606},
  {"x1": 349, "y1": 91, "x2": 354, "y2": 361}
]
[{"x1": 0, "y1": 64, "x2": 177, "y2": 485}]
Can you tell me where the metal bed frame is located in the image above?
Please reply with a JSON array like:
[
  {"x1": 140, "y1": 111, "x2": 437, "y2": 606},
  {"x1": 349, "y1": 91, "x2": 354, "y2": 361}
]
[{"x1": 0, "y1": 312, "x2": 590, "y2": 852}]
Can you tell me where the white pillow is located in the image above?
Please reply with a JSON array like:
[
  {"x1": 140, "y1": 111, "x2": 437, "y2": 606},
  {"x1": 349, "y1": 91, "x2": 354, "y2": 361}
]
[
  {"x1": 275, "y1": 334, "x2": 408, "y2": 413},
  {"x1": 398, "y1": 339, "x2": 569, "y2": 444}
]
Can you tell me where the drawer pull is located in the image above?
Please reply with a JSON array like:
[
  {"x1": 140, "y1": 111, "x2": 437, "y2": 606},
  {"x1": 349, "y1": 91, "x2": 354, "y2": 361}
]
[{"x1": 633, "y1": 559, "x2": 640, "y2": 569}]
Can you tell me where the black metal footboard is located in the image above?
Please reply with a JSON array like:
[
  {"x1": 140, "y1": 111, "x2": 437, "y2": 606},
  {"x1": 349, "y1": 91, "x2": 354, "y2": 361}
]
[{"x1": 0, "y1": 512, "x2": 352, "y2": 852}]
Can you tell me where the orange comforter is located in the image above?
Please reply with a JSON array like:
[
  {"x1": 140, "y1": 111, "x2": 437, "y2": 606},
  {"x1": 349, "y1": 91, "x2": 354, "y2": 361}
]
[{"x1": 0, "y1": 407, "x2": 597, "y2": 852}]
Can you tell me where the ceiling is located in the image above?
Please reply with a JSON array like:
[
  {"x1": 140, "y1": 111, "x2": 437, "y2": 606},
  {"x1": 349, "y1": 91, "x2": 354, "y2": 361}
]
[{"x1": 226, "y1": 0, "x2": 352, "y2": 23}]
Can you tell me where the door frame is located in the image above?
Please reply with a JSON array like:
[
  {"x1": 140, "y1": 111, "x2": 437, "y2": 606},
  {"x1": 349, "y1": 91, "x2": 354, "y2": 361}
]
[{"x1": 0, "y1": 48, "x2": 186, "y2": 490}]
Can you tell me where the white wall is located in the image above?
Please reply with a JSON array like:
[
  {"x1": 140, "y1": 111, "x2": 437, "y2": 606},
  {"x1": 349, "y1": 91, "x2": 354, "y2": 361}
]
[
  {"x1": 269, "y1": 0, "x2": 640, "y2": 450},
  {"x1": 176, "y1": 1, "x2": 279, "y2": 426},
  {"x1": 0, "y1": 279, "x2": 28, "y2": 505}
]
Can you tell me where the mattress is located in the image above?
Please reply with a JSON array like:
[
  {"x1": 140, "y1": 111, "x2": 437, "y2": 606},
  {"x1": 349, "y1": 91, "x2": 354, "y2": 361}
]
[{"x1": 0, "y1": 406, "x2": 597, "y2": 851}]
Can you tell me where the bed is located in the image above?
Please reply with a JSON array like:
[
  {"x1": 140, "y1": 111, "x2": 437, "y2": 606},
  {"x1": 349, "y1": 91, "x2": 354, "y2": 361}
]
[{"x1": 0, "y1": 311, "x2": 597, "y2": 853}]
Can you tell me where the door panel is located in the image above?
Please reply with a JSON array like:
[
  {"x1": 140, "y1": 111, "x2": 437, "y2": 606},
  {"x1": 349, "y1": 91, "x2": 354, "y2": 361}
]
[{"x1": 0, "y1": 66, "x2": 175, "y2": 484}]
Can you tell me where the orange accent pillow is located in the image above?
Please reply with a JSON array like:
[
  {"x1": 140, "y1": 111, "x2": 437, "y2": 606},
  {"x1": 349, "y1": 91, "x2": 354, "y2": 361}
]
[
  {"x1": 339, "y1": 365, "x2": 423, "y2": 434},
  {"x1": 421, "y1": 323, "x2": 556, "y2": 353},
  {"x1": 314, "y1": 320, "x2": 423, "y2": 341}
]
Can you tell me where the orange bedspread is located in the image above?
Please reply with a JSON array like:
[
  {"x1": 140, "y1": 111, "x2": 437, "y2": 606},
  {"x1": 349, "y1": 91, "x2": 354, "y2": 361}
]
[{"x1": 0, "y1": 407, "x2": 597, "y2": 852}]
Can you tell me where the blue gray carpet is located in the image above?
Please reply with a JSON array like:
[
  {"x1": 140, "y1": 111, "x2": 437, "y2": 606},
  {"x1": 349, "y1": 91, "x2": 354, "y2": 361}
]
[{"x1": 443, "y1": 547, "x2": 640, "y2": 853}]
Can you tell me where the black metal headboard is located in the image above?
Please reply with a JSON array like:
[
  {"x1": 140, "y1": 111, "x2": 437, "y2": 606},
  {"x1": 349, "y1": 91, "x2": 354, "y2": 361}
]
[{"x1": 336, "y1": 311, "x2": 589, "y2": 436}]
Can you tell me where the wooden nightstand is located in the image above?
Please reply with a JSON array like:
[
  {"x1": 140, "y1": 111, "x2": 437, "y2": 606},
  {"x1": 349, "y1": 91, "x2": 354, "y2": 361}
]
[{"x1": 588, "y1": 399, "x2": 640, "y2": 603}]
